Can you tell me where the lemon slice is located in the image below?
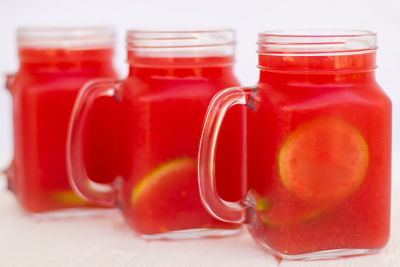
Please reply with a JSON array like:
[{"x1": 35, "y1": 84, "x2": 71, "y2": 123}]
[
  {"x1": 50, "y1": 191, "x2": 87, "y2": 205},
  {"x1": 131, "y1": 157, "x2": 213, "y2": 235},
  {"x1": 278, "y1": 117, "x2": 369, "y2": 204},
  {"x1": 131, "y1": 157, "x2": 196, "y2": 204}
]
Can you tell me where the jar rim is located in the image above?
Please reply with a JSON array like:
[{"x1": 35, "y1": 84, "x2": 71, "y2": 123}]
[
  {"x1": 126, "y1": 29, "x2": 235, "y2": 48},
  {"x1": 17, "y1": 27, "x2": 116, "y2": 49},
  {"x1": 127, "y1": 28, "x2": 234, "y2": 34},
  {"x1": 259, "y1": 29, "x2": 375, "y2": 38},
  {"x1": 258, "y1": 29, "x2": 377, "y2": 55}
]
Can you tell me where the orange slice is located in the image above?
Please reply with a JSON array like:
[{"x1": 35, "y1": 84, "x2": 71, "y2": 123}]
[{"x1": 278, "y1": 117, "x2": 369, "y2": 204}]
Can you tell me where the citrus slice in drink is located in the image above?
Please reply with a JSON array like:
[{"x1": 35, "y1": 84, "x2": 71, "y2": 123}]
[
  {"x1": 131, "y1": 158, "x2": 197, "y2": 204},
  {"x1": 131, "y1": 157, "x2": 230, "y2": 235},
  {"x1": 50, "y1": 191, "x2": 88, "y2": 205},
  {"x1": 253, "y1": 192, "x2": 323, "y2": 226},
  {"x1": 278, "y1": 117, "x2": 369, "y2": 205}
]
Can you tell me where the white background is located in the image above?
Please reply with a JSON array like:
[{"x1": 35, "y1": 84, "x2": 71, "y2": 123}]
[{"x1": 0, "y1": 0, "x2": 399, "y2": 169}]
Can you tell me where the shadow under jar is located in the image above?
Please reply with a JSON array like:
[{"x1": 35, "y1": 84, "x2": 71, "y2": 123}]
[
  {"x1": 8, "y1": 27, "x2": 119, "y2": 213},
  {"x1": 67, "y1": 29, "x2": 244, "y2": 239},
  {"x1": 198, "y1": 30, "x2": 391, "y2": 259}
]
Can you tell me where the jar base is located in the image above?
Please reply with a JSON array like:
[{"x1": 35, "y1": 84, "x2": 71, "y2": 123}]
[
  {"x1": 255, "y1": 240, "x2": 382, "y2": 260},
  {"x1": 32, "y1": 207, "x2": 119, "y2": 220},
  {"x1": 139, "y1": 227, "x2": 242, "y2": 240}
]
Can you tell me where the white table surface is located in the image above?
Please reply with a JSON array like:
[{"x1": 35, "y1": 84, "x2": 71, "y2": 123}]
[{"x1": 1, "y1": 159, "x2": 399, "y2": 267}]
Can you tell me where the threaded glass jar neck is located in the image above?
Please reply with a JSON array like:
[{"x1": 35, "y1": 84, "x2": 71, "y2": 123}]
[
  {"x1": 17, "y1": 27, "x2": 115, "y2": 63},
  {"x1": 17, "y1": 27, "x2": 115, "y2": 49},
  {"x1": 257, "y1": 30, "x2": 377, "y2": 72},
  {"x1": 126, "y1": 29, "x2": 235, "y2": 67}
]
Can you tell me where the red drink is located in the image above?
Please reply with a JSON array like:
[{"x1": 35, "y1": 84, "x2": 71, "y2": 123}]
[
  {"x1": 198, "y1": 30, "x2": 391, "y2": 259},
  {"x1": 68, "y1": 30, "x2": 243, "y2": 238},
  {"x1": 10, "y1": 28, "x2": 118, "y2": 212}
]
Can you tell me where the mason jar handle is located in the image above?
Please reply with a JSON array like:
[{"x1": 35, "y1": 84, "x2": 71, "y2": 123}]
[
  {"x1": 1, "y1": 73, "x2": 15, "y2": 190},
  {"x1": 198, "y1": 86, "x2": 255, "y2": 223},
  {"x1": 4, "y1": 74, "x2": 15, "y2": 92},
  {"x1": 66, "y1": 78, "x2": 122, "y2": 207}
]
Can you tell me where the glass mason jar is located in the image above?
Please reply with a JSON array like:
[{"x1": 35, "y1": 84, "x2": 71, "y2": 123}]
[
  {"x1": 8, "y1": 27, "x2": 119, "y2": 213},
  {"x1": 198, "y1": 30, "x2": 391, "y2": 259},
  {"x1": 67, "y1": 29, "x2": 244, "y2": 239}
]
